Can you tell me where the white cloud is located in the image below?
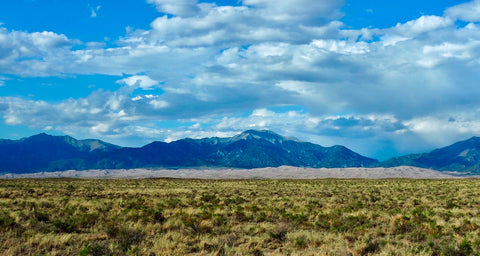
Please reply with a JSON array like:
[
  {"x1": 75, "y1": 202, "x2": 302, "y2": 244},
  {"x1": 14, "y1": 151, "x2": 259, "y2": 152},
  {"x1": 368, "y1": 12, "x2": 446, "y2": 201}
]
[
  {"x1": 146, "y1": 1, "x2": 344, "y2": 47},
  {"x1": 310, "y1": 39, "x2": 369, "y2": 54},
  {"x1": 150, "y1": 99, "x2": 169, "y2": 109},
  {"x1": 418, "y1": 41, "x2": 478, "y2": 68},
  {"x1": 164, "y1": 130, "x2": 235, "y2": 143},
  {"x1": 381, "y1": 35, "x2": 410, "y2": 47},
  {"x1": 147, "y1": 0, "x2": 200, "y2": 17},
  {"x1": 241, "y1": 0, "x2": 344, "y2": 23},
  {"x1": 0, "y1": 29, "x2": 72, "y2": 54},
  {"x1": 392, "y1": 15, "x2": 453, "y2": 36},
  {"x1": 1, "y1": 82, "x2": 480, "y2": 159},
  {"x1": 0, "y1": 27, "x2": 76, "y2": 76},
  {"x1": 90, "y1": 5, "x2": 101, "y2": 18},
  {"x1": 402, "y1": 114, "x2": 480, "y2": 148},
  {"x1": 445, "y1": 0, "x2": 480, "y2": 22},
  {"x1": 1, "y1": 1, "x2": 480, "y2": 158},
  {"x1": 117, "y1": 75, "x2": 160, "y2": 90}
]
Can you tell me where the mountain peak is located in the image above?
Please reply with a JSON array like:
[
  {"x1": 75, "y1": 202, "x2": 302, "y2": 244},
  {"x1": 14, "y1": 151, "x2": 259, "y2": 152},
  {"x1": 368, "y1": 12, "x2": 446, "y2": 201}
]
[
  {"x1": 0, "y1": 130, "x2": 376, "y2": 173},
  {"x1": 464, "y1": 136, "x2": 480, "y2": 143},
  {"x1": 63, "y1": 135, "x2": 120, "y2": 152},
  {"x1": 21, "y1": 133, "x2": 55, "y2": 143},
  {"x1": 380, "y1": 135, "x2": 480, "y2": 173},
  {"x1": 241, "y1": 129, "x2": 282, "y2": 137},
  {"x1": 232, "y1": 130, "x2": 294, "y2": 144},
  {"x1": 20, "y1": 133, "x2": 119, "y2": 152}
]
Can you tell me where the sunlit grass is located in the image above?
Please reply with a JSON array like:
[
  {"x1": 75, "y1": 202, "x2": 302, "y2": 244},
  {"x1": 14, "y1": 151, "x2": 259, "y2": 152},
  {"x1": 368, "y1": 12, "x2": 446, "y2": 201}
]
[{"x1": 1, "y1": 178, "x2": 480, "y2": 255}]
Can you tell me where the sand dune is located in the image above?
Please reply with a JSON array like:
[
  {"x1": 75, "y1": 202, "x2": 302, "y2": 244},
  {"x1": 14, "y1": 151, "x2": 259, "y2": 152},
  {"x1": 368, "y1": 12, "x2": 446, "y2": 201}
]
[{"x1": 0, "y1": 166, "x2": 472, "y2": 179}]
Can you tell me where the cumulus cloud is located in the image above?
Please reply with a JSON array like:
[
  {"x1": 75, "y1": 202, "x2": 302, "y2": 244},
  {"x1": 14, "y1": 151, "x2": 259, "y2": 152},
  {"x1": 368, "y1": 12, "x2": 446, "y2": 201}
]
[
  {"x1": 0, "y1": 29, "x2": 73, "y2": 55},
  {"x1": 1, "y1": 0, "x2": 480, "y2": 158},
  {"x1": 116, "y1": 75, "x2": 160, "y2": 90},
  {"x1": 391, "y1": 15, "x2": 453, "y2": 36},
  {"x1": 0, "y1": 90, "x2": 142, "y2": 139},
  {"x1": 0, "y1": 27, "x2": 76, "y2": 76},
  {"x1": 147, "y1": 0, "x2": 200, "y2": 17},
  {"x1": 445, "y1": 0, "x2": 480, "y2": 22},
  {"x1": 241, "y1": 0, "x2": 344, "y2": 23},
  {"x1": 146, "y1": 1, "x2": 344, "y2": 47}
]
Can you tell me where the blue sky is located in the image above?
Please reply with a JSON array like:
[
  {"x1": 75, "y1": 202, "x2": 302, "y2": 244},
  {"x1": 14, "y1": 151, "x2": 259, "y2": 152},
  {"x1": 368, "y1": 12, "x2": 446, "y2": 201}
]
[{"x1": 0, "y1": 0, "x2": 479, "y2": 160}]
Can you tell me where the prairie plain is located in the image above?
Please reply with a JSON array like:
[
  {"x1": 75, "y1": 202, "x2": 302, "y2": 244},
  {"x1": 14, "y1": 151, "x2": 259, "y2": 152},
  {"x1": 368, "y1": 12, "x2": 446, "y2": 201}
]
[{"x1": 1, "y1": 178, "x2": 480, "y2": 255}]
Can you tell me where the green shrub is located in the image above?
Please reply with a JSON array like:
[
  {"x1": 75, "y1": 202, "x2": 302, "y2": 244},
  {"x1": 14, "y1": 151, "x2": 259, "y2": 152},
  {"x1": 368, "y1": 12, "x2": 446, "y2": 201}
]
[
  {"x1": 458, "y1": 239, "x2": 473, "y2": 255},
  {"x1": 152, "y1": 209, "x2": 165, "y2": 223},
  {"x1": 200, "y1": 193, "x2": 219, "y2": 204},
  {"x1": 104, "y1": 221, "x2": 119, "y2": 238},
  {"x1": 78, "y1": 213, "x2": 99, "y2": 228},
  {"x1": 213, "y1": 215, "x2": 227, "y2": 226},
  {"x1": 362, "y1": 238, "x2": 380, "y2": 254},
  {"x1": 79, "y1": 241, "x2": 112, "y2": 256},
  {"x1": 0, "y1": 211, "x2": 16, "y2": 230},
  {"x1": 53, "y1": 216, "x2": 77, "y2": 233},
  {"x1": 33, "y1": 210, "x2": 50, "y2": 222},
  {"x1": 295, "y1": 237, "x2": 306, "y2": 248},
  {"x1": 117, "y1": 227, "x2": 144, "y2": 251}
]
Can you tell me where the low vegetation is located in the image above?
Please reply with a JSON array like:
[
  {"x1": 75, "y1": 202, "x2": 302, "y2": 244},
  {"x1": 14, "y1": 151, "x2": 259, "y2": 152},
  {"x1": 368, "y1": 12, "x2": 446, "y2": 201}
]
[{"x1": 1, "y1": 178, "x2": 480, "y2": 255}]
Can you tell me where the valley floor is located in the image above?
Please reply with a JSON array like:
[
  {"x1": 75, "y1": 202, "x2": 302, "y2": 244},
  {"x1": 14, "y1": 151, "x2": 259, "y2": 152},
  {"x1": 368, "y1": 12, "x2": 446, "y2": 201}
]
[{"x1": 1, "y1": 178, "x2": 480, "y2": 255}]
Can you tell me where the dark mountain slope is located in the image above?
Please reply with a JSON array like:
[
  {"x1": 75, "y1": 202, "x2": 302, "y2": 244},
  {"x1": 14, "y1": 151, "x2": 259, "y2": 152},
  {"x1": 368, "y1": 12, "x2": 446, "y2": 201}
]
[
  {"x1": 0, "y1": 130, "x2": 378, "y2": 173},
  {"x1": 0, "y1": 133, "x2": 120, "y2": 173},
  {"x1": 83, "y1": 130, "x2": 377, "y2": 170},
  {"x1": 379, "y1": 137, "x2": 480, "y2": 173}
]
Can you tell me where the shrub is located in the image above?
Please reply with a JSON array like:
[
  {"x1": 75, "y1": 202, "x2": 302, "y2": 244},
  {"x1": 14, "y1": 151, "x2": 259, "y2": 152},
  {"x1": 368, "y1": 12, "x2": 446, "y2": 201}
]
[
  {"x1": 33, "y1": 210, "x2": 50, "y2": 222},
  {"x1": 295, "y1": 237, "x2": 306, "y2": 248},
  {"x1": 457, "y1": 239, "x2": 473, "y2": 255},
  {"x1": 283, "y1": 212, "x2": 308, "y2": 224},
  {"x1": 78, "y1": 213, "x2": 99, "y2": 228},
  {"x1": 200, "y1": 193, "x2": 219, "y2": 204},
  {"x1": 79, "y1": 241, "x2": 112, "y2": 256},
  {"x1": 0, "y1": 211, "x2": 16, "y2": 230},
  {"x1": 213, "y1": 215, "x2": 227, "y2": 226},
  {"x1": 362, "y1": 238, "x2": 380, "y2": 254},
  {"x1": 52, "y1": 216, "x2": 77, "y2": 233},
  {"x1": 117, "y1": 227, "x2": 144, "y2": 251},
  {"x1": 445, "y1": 200, "x2": 459, "y2": 209},
  {"x1": 392, "y1": 215, "x2": 414, "y2": 234},
  {"x1": 269, "y1": 223, "x2": 290, "y2": 242},
  {"x1": 152, "y1": 209, "x2": 165, "y2": 223},
  {"x1": 104, "y1": 221, "x2": 119, "y2": 238}
]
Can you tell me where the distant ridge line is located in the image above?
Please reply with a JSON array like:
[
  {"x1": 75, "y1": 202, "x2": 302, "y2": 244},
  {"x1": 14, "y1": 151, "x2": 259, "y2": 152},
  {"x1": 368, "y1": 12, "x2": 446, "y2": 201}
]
[
  {"x1": 2, "y1": 130, "x2": 480, "y2": 174},
  {"x1": 0, "y1": 130, "x2": 376, "y2": 173}
]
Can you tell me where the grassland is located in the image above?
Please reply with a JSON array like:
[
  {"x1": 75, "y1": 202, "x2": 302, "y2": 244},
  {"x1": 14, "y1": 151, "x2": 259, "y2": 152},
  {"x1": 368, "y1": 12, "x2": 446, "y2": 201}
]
[{"x1": 1, "y1": 178, "x2": 480, "y2": 255}]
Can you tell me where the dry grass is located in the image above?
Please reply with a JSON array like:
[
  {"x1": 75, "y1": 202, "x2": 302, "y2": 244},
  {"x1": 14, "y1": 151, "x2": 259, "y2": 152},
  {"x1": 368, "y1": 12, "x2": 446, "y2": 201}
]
[{"x1": 1, "y1": 178, "x2": 480, "y2": 255}]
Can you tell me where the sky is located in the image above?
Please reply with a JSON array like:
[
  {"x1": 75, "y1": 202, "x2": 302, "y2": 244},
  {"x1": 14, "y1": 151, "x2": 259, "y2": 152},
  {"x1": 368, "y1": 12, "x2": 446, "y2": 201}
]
[{"x1": 0, "y1": 0, "x2": 479, "y2": 160}]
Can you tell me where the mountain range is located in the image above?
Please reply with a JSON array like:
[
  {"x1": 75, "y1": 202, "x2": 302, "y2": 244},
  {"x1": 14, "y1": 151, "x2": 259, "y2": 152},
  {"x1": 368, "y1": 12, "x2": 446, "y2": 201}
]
[
  {"x1": 378, "y1": 136, "x2": 480, "y2": 174},
  {"x1": 0, "y1": 130, "x2": 377, "y2": 173},
  {"x1": 2, "y1": 130, "x2": 480, "y2": 174}
]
